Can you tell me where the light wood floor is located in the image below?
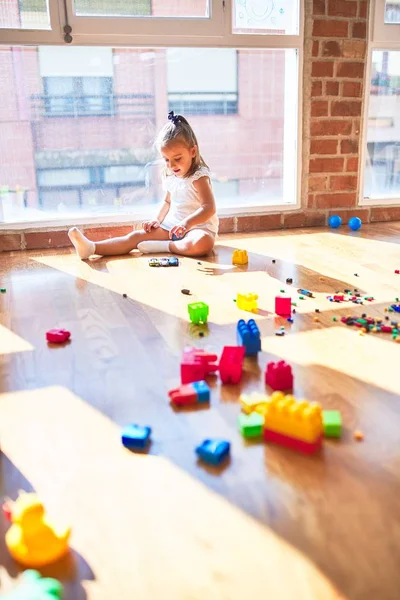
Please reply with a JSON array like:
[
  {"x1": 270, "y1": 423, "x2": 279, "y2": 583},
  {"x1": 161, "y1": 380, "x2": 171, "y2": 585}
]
[{"x1": 1, "y1": 223, "x2": 400, "y2": 600}]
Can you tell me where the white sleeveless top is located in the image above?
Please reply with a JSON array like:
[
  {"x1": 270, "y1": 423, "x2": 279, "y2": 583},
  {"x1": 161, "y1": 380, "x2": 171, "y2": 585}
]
[{"x1": 161, "y1": 166, "x2": 219, "y2": 235}]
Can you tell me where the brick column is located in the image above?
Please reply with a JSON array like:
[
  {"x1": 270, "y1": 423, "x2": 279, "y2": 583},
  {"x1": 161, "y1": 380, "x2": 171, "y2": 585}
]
[{"x1": 303, "y1": 0, "x2": 369, "y2": 222}]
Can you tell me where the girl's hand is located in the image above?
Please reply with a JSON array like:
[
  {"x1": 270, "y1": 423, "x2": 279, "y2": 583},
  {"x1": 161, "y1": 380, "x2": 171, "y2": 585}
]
[
  {"x1": 142, "y1": 220, "x2": 161, "y2": 233},
  {"x1": 169, "y1": 220, "x2": 189, "y2": 240}
]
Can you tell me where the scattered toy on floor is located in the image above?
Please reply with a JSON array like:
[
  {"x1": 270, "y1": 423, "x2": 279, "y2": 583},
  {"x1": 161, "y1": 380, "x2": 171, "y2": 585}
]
[
  {"x1": 348, "y1": 216, "x2": 362, "y2": 231},
  {"x1": 149, "y1": 257, "x2": 179, "y2": 267},
  {"x1": 353, "y1": 430, "x2": 364, "y2": 441},
  {"x1": 265, "y1": 360, "x2": 293, "y2": 391},
  {"x1": 121, "y1": 424, "x2": 152, "y2": 450},
  {"x1": 169, "y1": 380, "x2": 210, "y2": 407},
  {"x1": 0, "y1": 569, "x2": 63, "y2": 600},
  {"x1": 232, "y1": 249, "x2": 248, "y2": 265},
  {"x1": 219, "y1": 346, "x2": 245, "y2": 384},
  {"x1": 46, "y1": 329, "x2": 71, "y2": 344},
  {"x1": 236, "y1": 292, "x2": 258, "y2": 313},
  {"x1": 195, "y1": 439, "x2": 230, "y2": 465},
  {"x1": 286, "y1": 278, "x2": 293, "y2": 284},
  {"x1": 123, "y1": 293, "x2": 128, "y2": 298},
  {"x1": 181, "y1": 346, "x2": 219, "y2": 384},
  {"x1": 236, "y1": 319, "x2": 261, "y2": 356},
  {"x1": 275, "y1": 295, "x2": 291, "y2": 317},
  {"x1": 188, "y1": 301, "x2": 209, "y2": 324},
  {"x1": 181, "y1": 288, "x2": 191, "y2": 295},
  {"x1": 238, "y1": 412, "x2": 264, "y2": 438},
  {"x1": 297, "y1": 288, "x2": 314, "y2": 298},
  {"x1": 329, "y1": 215, "x2": 342, "y2": 229},
  {"x1": 0, "y1": 288, "x2": 6, "y2": 293},
  {"x1": 2, "y1": 492, "x2": 71, "y2": 567}
]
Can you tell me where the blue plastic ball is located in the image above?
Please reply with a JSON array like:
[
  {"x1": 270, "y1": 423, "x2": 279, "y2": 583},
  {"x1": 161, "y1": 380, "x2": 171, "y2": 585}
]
[
  {"x1": 348, "y1": 217, "x2": 362, "y2": 231},
  {"x1": 329, "y1": 215, "x2": 342, "y2": 229}
]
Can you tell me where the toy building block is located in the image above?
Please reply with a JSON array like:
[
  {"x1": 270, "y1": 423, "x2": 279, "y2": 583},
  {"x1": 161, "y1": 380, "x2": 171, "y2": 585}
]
[
  {"x1": 195, "y1": 439, "x2": 230, "y2": 466},
  {"x1": 236, "y1": 319, "x2": 261, "y2": 356},
  {"x1": 168, "y1": 380, "x2": 210, "y2": 406},
  {"x1": 3, "y1": 492, "x2": 71, "y2": 568},
  {"x1": 219, "y1": 346, "x2": 245, "y2": 384},
  {"x1": 232, "y1": 249, "x2": 248, "y2": 265},
  {"x1": 263, "y1": 392, "x2": 323, "y2": 452},
  {"x1": 180, "y1": 346, "x2": 219, "y2": 384},
  {"x1": 238, "y1": 412, "x2": 264, "y2": 438},
  {"x1": 263, "y1": 429, "x2": 322, "y2": 455},
  {"x1": 275, "y1": 296, "x2": 291, "y2": 317},
  {"x1": 0, "y1": 570, "x2": 63, "y2": 600},
  {"x1": 236, "y1": 293, "x2": 258, "y2": 314},
  {"x1": 46, "y1": 328, "x2": 71, "y2": 343},
  {"x1": 322, "y1": 410, "x2": 342, "y2": 438},
  {"x1": 265, "y1": 360, "x2": 293, "y2": 391},
  {"x1": 121, "y1": 424, "x2": 151, "y2": 450},
  {"x1": 187, "y1": 301, "x2": 209, "y2": 324},
  {"x1": 240, "y1": 392, "x2": 269, "y2": 415}
]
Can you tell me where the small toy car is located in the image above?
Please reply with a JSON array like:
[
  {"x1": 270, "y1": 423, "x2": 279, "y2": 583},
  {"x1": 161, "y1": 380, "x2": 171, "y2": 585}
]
[{"x1": 148, "y1": 257, "x2": 179, "y2": 267}]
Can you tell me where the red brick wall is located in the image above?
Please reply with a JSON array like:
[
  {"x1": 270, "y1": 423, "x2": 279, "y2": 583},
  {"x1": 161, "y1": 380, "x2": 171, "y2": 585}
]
[{"x1": 305, "y1": 0, "x2": 368, "y2": 220}]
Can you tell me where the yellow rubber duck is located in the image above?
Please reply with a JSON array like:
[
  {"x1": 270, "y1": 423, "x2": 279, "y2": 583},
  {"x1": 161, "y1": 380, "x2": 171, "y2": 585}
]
[{"x1": 3, "y1": 491, "x2": 71, "y2": 567}]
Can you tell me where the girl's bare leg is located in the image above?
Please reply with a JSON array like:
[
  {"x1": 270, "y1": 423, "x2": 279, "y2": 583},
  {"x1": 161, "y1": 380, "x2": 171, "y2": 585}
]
[
  {"x1": 68, "y1": 226, "x2": 170, "y2": 259},
  {"x1": 169, "y1": 229, "x2": 215, "y2": 257}
]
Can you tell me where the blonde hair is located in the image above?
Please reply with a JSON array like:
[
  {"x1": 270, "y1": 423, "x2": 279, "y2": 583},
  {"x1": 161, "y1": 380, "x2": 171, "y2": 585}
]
[{"x1": 155, "y1": 112, "x2": 208, "y2": 178}]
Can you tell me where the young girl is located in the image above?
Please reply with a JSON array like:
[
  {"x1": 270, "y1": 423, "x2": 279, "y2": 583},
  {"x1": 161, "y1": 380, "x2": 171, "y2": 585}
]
[{"x1": 68, "y1": 112, "x2": 218, "y2": 260}]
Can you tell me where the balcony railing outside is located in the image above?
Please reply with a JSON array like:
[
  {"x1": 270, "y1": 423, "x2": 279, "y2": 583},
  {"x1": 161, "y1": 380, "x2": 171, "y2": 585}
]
[{"x1": 29, "y1": 93, "x2": 155, "y2": 119}]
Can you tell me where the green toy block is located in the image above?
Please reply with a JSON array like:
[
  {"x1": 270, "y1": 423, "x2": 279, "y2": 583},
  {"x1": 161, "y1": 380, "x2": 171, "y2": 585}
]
[
  {"x1": 0, "y1": 570, "x2": 63, "y2": 600},
  {"x1": 238, "y1": 412, "x2": 264, "y2": 438},
  {"x1": 322, "y1": 410, "x2": 342, "y2": 438},
  {"x1": 187, "y1": 301, "x2": 209, "y2": 324}
]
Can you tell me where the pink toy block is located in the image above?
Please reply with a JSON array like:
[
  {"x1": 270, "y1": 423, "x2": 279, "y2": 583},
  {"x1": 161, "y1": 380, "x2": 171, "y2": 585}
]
[
  {"x1": 265, "y1": 360, "x2": 293, "y2": 391},
  {"x1": 264, "y1": 429, "x2": 322, "y2": 455},
  {"x1": 46, "y1": 328, "x2": 71, "y2": 343},
  {"x1": 219, "y1": 346, "x2": 245, "y2": 384},
  {"x1": 275, "y1": 296, "x2": 291, "y2": 317},
  {"x1": 180, "y1": 347, "x2": 219, "y2": 384}
]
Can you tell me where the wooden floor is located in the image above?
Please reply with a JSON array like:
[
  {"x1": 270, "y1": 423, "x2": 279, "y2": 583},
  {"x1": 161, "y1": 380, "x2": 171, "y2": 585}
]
[{"x1": 1, "y1": 223, "x2": 400, "y2": 600}]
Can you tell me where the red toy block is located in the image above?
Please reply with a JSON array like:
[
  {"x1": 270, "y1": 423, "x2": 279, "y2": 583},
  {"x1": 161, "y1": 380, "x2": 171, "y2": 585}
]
[
  {"x1": 275, "y1": 296, "x2": 291, "y2": 317},
  {"x1": 46, "y1": 328, "x2": 71, "y2": 343},
  {"x1": 264, "y1": 428, "x2": 322, "y2": 455},
  {"x1": 168, "y1": 384, "x2": 198, "y2": 406},
  {"x1": 381, "y1": 325, "x2": 392, "y2": 333},
  {"x1": 395, "y1": 270, "x2": 399, "y2": 274},
  {"x1": 265, "y1": 360, "x2": 293, "y2": 391},
  {"x1": 180, "y1": 347, "x2": 219, "y2": 384},
  {"x1": 219, "y1": 346, "x2": 245, "y2": 384},
  {"x1": 333, "y1": 295, "x2": 344, "y2": 301}
]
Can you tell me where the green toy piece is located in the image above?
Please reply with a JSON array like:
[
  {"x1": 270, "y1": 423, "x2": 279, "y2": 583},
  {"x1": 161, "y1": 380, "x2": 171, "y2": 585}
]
[
  {"x1": 238, "y1": 412, "x2": 264, "y2": 438},
  {"x1": 322, "y1": 410, "x2": 342, "y2": 438},
  {"x1": 187, "y1": 301, "x2": 209, "y2": 325},
  {"x1": 0, "y1": 288, "x2": 6, "y2": 293},
  {"x1": 0, "y1": 570, "x2": 63, "y2": 600}
]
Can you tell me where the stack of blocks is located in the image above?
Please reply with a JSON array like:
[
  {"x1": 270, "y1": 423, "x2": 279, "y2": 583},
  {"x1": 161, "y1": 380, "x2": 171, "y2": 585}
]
[
  {"x1": 265, "y1": 360, "x2": 293, "y2": 391},
  {"x1": 236, "y1": 319, "x2": 261, "y2": 356},
  {"x1": 238, "y1": 391, "x2": 323, "y2": 455},
  {"x1": 168, "y1": 381, "x2": 210, "y2": 406},
  {"x1": 219, "y1": 346, "x2": 245, "y2": 384},
  {"x1": 180, "y1": 347, "x2": 219, "y2": 384}
]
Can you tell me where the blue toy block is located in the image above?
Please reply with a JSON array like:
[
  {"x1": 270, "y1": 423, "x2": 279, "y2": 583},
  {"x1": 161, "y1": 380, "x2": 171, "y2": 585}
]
[
  {"x1": 195, "y1": 439, "x2": 230, "y2": 466},
  {"x1": 121, "y1": 424, "x2": 151, "y2": 449},
  {"x1": 192, "y1": 380, "x2": 211, "y2": 403},
  {"x1": 236, "y1": 318, "x2": 261, "y2": 356}
]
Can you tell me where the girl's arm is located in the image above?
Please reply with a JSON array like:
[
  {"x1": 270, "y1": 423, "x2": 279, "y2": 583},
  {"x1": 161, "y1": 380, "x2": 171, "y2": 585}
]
[
  {"x1": 143, "y1": 192, "x2": 171, "y2": 232},
  {"x1": 171, "y1": 177, "x2": 215, "y2": 238}
]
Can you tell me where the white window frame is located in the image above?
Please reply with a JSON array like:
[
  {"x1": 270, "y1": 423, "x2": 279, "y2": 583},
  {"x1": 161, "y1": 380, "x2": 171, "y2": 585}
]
[
  {"x1": 360, "y1": 0, "x2": 400, "y2": 206},
  {"x1": 0, "y1": 0, "x2": 304, "y2": 226}
]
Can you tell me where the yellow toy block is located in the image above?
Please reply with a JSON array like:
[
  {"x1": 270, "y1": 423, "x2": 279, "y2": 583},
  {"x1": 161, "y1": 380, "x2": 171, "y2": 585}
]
[
  {"x1": 237, "y1": 293, "x2": 258, "y2": 313},
  {"x1": 240, "y1": 392, "x2": 269, "y2": 415},
  {"x1": 263, "y1": 391, "x2": 323, "y2": 443},
  {"x1": 232, "y1": 249, "x2": 248, "y2": 265}
]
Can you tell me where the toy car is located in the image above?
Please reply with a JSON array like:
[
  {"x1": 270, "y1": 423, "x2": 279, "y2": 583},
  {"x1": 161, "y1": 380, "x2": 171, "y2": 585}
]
[{"x1": 148, "y1": 257, "x2": 179, "y2": 267}]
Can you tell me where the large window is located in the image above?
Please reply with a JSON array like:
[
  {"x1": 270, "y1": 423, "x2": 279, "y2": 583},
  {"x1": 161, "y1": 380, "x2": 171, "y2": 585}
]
[
  {"x1": 0, "y1": 0, "x2": 301, "y2": 225},
  {"x1": 363, "y1": 2, "x2": 400, "y2": 204}
]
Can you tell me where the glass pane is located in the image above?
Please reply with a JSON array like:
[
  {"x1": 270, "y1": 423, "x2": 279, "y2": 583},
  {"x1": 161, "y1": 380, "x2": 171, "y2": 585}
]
[
  {"x1": 0, "y1": 46, "x2": 297, "y2": 224},
  {"x1": 385, "y1": 1, "x2": 400, "y2": 24},
  {"x1": 364, "y1": 51, "x2": 400, "y2": 200},
  {"x1": 74, "y1": 0, "x2": 209, "y2": 18},
  {"x1": 233, "y1": 0, "x2": 299, "y2": 35},
  {"x1": 0, "y1": 0, "x2": 50, "y2": 29}
]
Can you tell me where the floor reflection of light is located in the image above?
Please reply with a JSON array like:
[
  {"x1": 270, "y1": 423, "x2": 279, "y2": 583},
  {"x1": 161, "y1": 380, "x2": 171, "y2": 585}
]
[
  {"x1": 0, "y1": 323, "x2": 33, "y2": 355},
  {"x1": 0, "y1": 386, "x2": 343, "y2": 600}
]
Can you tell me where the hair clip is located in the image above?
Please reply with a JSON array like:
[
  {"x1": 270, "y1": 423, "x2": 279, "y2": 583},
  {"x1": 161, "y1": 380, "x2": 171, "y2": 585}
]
[{"x1": 168, "y1": 111, "x2": 180, "y2": 125}]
